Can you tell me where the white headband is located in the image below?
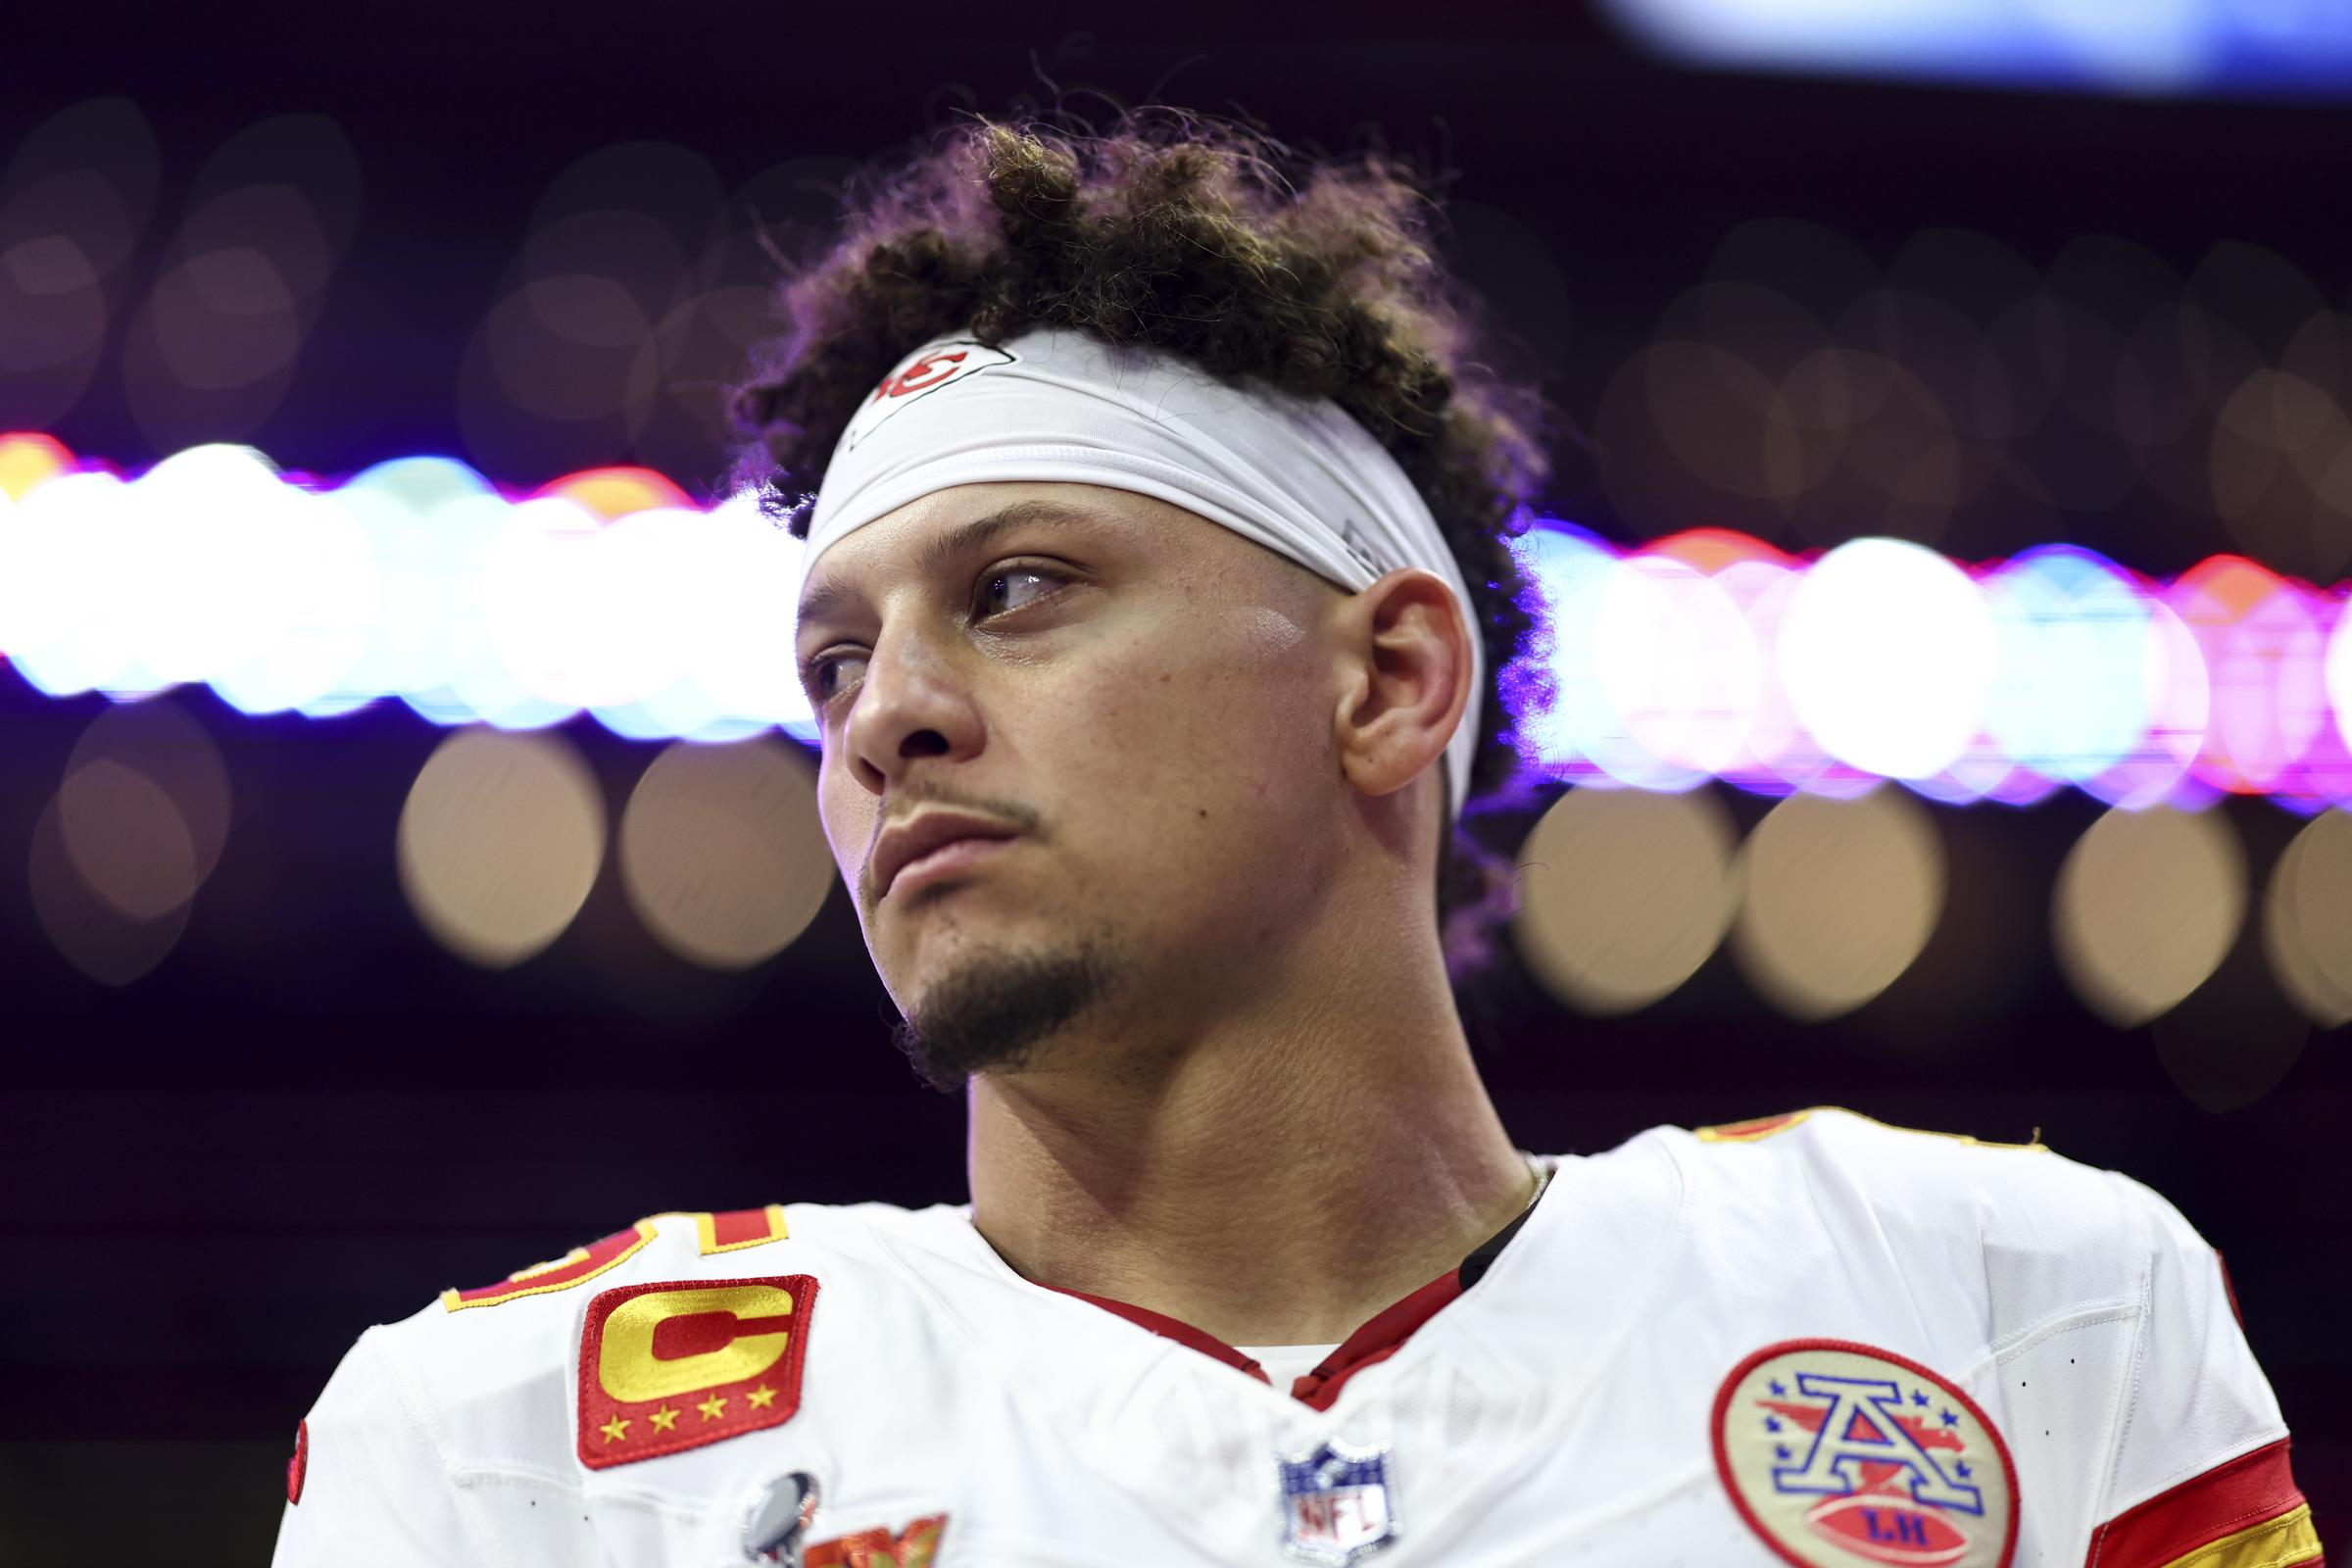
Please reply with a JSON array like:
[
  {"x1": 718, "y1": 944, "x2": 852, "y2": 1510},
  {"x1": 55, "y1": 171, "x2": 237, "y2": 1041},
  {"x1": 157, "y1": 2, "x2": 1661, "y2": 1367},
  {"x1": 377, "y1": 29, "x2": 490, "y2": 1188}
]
[{"x1": 804, "y1": 326, "x2": 1483, "y2": 820}]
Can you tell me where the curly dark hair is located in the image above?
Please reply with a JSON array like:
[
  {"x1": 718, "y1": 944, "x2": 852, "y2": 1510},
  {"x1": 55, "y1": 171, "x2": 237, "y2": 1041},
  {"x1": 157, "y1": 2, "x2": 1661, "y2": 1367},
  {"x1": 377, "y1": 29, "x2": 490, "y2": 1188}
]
[{"x1": 722, "y1": 105, "x2": 1557, "y2": 983}]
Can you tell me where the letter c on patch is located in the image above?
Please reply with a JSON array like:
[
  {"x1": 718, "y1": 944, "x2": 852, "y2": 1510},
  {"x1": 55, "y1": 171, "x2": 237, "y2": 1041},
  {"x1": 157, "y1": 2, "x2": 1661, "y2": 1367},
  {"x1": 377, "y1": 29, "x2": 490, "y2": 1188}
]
[{"x1": 597, "y1": 1283, "x2": 798, "y2": 1404}]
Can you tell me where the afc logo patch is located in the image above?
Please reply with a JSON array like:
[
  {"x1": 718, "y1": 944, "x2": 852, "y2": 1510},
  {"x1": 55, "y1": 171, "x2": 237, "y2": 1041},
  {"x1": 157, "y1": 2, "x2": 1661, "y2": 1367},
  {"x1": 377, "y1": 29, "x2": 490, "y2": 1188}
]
[
  {"x1": 576, "y1": 1275, "x2": 818, "y2": 1469},
  {"x1": 837, "y1": 338, "x2": 1017, "y2": 455},
  {"x1": 1712, "y1": 1340, "x2": 2017, "y2": 1568}
]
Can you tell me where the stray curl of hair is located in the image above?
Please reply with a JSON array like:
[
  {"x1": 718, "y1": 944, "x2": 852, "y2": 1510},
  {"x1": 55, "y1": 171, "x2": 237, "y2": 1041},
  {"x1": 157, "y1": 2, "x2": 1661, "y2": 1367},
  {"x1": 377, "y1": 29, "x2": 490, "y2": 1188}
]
[{"x1": 724, "y1": 107, "x2": 1560, "y2": 986}]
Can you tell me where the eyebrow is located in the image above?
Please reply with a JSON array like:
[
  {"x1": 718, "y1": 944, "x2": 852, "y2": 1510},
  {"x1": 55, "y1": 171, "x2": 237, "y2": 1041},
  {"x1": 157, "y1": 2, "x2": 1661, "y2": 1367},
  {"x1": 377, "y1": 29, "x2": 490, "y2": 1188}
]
[{"x1": 794, "y1": 498, "x2": 1112, "y2": 628}]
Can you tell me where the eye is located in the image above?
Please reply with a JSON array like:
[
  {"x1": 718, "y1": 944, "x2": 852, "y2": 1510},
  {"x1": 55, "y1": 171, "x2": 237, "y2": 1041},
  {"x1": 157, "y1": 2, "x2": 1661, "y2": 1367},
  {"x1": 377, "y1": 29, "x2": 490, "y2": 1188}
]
[
  {"x1": 974, "y1": 564, "x2": 1070, "y2": 620},
  {"x1": 796, "y1": 564, "x2": 1074, "y2": 711},
  {"x1": 799, "y1": 649, "x2": 864, "y2": 709}
]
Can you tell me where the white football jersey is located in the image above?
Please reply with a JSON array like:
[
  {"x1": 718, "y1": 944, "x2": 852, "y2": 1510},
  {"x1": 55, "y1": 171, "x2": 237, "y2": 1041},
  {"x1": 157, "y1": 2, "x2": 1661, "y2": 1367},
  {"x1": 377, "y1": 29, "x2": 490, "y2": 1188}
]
[{"x1": 270, "y1": 1108, "x2": 2321, "y2": 1568}]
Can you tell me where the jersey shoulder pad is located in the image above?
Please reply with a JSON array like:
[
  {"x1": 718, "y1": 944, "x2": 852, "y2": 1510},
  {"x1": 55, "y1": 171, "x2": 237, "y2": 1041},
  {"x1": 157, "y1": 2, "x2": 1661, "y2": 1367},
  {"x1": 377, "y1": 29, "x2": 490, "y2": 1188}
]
[
  {"x1": 1670, "y1": 1105, "x2": 2152, "y2": 1319},
  {"x1": 435, "y1": 1204, "x2": 797, "y2": 1313},
  {"x1": 357, "y1": 1202, "x2": 906, "y2": 1464},
  {"x1": 1680, "y1": 1104, "x2": 2067, "y2": 1207},
  {"x1": 1690, "y1": 1104, "x2": 2044, "y2": 1153}
]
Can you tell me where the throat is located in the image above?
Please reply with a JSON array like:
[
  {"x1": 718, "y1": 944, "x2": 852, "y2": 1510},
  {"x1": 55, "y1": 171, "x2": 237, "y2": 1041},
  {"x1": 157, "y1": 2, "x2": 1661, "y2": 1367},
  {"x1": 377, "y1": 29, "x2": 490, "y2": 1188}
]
[{"x1": 963, "y1": 988, "x2": 1543, "y2": 1348}]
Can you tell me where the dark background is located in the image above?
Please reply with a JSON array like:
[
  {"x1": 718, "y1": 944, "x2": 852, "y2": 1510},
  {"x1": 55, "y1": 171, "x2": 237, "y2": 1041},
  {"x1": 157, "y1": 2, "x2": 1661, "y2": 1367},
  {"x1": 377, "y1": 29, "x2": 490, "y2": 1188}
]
[{"x1": 3, "y1": 3, "x2": 2346, "y2": 1561}]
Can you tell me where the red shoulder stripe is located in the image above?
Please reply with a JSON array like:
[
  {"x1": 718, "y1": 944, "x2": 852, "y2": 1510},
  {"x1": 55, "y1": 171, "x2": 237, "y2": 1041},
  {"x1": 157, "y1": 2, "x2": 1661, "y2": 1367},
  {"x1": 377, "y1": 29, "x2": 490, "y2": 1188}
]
[{"x1": 2084, "y1": 1438, "x2": 2318, "y2": 1568}]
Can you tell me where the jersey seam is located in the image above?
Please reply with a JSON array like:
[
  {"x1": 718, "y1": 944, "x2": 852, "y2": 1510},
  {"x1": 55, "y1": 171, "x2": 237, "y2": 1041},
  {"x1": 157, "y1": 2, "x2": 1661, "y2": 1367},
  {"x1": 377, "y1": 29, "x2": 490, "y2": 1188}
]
[
  {"x1": 1975, "y1": 1298, "x2": 2140, "y2": 1375},
  {"x1": 2086, "y1": 1168, "x2": 2159, "y2": 1563}
]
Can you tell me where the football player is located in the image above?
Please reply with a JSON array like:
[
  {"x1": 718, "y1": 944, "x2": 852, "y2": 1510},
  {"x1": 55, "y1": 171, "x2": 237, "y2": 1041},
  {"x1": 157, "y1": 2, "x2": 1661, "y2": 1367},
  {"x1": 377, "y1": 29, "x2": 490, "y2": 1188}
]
[{"x1": 274, "y1": 108, "x2": 2321, "y2": 1568}]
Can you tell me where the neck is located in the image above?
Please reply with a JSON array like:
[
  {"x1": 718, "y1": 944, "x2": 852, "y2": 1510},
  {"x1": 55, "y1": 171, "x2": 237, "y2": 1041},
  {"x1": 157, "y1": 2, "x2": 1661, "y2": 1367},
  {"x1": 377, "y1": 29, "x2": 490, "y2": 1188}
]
[{"x1": 964, "y1": 928, "x2": 1532, "y2": 1348}]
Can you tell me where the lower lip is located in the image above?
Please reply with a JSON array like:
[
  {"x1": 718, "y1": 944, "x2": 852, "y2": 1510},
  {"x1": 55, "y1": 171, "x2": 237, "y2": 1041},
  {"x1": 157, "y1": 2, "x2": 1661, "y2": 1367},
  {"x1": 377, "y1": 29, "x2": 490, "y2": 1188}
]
[{"x1": 887, "y1": 836, "x2": 1015, "y2": 899}]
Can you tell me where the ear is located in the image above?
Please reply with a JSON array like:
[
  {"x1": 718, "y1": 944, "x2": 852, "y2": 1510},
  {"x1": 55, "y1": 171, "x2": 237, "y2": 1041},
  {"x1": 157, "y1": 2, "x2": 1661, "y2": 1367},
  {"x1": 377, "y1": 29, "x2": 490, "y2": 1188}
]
[{"x1": 1332, "y1": 567, "x2": 1473, "y2": 804}]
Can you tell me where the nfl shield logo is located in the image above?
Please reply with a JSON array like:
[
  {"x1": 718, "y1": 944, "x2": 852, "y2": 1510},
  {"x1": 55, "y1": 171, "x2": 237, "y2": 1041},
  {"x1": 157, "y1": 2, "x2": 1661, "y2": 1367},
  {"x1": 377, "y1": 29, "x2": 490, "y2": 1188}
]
[{"x1": 1277, "y1": 1437, "x2": 1397, "y2": 1566}]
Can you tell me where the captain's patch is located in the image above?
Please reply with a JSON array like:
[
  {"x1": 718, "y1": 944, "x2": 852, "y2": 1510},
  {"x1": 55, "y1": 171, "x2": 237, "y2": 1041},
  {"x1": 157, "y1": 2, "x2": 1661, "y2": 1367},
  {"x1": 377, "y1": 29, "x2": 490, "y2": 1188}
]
[
  {"x1": 1711, "y1": 1340, "x2": 2016, "y2": 1568},
  {"x1": 576, "y1": 1275, "x2": 818, "y2": 1469}
]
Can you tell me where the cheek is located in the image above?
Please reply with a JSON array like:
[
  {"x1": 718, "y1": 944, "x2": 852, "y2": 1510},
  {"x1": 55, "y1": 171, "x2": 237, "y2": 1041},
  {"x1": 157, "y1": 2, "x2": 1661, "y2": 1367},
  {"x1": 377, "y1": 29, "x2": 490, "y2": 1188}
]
[
  {"x1": 816, "y1": 760, "x2": 870, "y2": 878},
  {"x1": 1039, "y1": 610, "x2": 1329, "y2": 824}
]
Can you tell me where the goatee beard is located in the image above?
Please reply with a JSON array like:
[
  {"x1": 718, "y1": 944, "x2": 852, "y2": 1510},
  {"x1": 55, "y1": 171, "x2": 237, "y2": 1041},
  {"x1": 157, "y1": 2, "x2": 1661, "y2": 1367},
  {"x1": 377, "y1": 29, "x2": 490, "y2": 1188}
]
[{"x1": 889, "y1": 939, "x2": 1121, "y2": 1092}]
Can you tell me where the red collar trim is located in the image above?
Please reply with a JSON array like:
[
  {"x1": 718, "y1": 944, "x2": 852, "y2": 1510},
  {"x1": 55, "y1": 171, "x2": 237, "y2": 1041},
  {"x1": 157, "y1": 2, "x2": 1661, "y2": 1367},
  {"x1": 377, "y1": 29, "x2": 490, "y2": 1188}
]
[
  {"x1": 1046, "y1": 1268, "x2": 1466, "y2": 1408},
  {"x1": 1290, "y1": 1269, "x2": 1463, "y2": 1410},
  {"x1": 1049, "y1": 1285, "x2": 1272, "y2": 1384}
]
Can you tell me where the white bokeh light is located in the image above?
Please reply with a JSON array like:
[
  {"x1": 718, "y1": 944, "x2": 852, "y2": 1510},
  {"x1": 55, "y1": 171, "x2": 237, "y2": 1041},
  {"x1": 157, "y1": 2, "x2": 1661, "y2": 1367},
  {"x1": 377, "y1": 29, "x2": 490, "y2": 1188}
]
[
  {"x1": 1595, "y1": 554, "x2": 1762, "y2": 775},
  {"x1": 1515, "y1": 523, "x2": 1706, "y2": 791},
  {"x1": 209, "y1": 470, "x2": 378, "y2": 713},
  {"x1": 2328, "y1": 592, "x2": 2352, "y2": 757},
  {"x1": 1778, "y1": 536, "x2": 1995, "y2": 780},
  {"x1": 2, "y1": 468, "x2": 137, "y2": 696},
  {"x1": 0, "y1": 434, "x2": 2339, "y2": 802}
]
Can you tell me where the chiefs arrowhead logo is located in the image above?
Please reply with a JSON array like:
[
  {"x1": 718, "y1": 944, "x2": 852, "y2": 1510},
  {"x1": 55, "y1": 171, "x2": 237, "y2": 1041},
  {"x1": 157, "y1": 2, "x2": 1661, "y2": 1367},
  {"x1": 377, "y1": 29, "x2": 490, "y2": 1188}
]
[{"x1": 837, "y1": 338, "x2": 1016, "y2": 455}]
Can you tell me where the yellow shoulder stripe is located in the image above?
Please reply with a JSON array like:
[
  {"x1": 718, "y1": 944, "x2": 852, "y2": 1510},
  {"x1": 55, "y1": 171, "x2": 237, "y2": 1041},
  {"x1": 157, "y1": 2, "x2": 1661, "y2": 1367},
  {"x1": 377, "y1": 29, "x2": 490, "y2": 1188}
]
[
  {"x1": 695, "y1": 1203, "x2": 793, "y2": 1255},
  {"x1": 2158, "y1": 1502, "x2": 2320, "y2": 1568}
]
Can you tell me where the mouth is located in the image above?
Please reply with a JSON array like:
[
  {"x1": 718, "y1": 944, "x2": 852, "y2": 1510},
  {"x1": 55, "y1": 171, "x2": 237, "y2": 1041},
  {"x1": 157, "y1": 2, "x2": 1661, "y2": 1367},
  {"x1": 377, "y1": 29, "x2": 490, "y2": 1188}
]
[{"x1": 883, "y1": 835, "x2": 1018, "y2": 901}]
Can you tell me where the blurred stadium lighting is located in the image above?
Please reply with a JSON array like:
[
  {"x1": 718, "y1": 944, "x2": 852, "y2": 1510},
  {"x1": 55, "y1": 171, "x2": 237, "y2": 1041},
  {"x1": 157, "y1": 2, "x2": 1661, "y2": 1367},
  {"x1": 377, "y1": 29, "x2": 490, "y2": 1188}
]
[
  {"x1": 1982, "y1": 546, "x2": 2150, "y2": 784},
  {"x1": 618, "y1": 737, "x2": 833, "y2": 969},
  {"x1": 63, "y1": 695, "x2": 231, "y2": 904},
  {"x1": 2263, "y1": 810, "x2": 2352, "y2": 1028},
  {"x1": 1510, "y1": 786, "x2": 1740, "y2": 1014},
  {"x1": 1776, "y1": 537, "x2": 1995, "y2": 782},
  {"x1": 1731, "y1": 786, "x2": 1945, "y2": 1022},
  {"x1": 2326, "y1": 588, "x2": 2352, "y2": 754},
  {"x1": 395, "y1": 727, "x2": 606, "y2": 967},
  {"x1": 1596, "y1": 0, "x2": 2352, "y2": 98},
  {"x1": 0, "y1": 434, "x2": 2344, "y2": 813},
  {"x1": 28, "y1": 785, "x2": 192, "y2": 985},
  {"x1": 2053, "y1": 804, "x2": 2246, "y2": 1027}
]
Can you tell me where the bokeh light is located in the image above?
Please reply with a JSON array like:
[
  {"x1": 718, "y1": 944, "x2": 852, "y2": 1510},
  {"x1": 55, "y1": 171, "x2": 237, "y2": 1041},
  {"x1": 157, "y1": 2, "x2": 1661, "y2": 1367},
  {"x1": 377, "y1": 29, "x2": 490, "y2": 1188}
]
[
  {"x1": 618, "y1": 737, "x2": 833, "y2": 969},
  {"x1": 0, "y1": 438, "x2": 2338, "y2": 802},
  {"x1": 2262, "y1": 811, "x2": 2352, "y2": 1028},
  {"x1": 1778, "y1": 537, "x2": 1994, "y2": 780},
  {"x1": 65, "y1": 695, "x2": 233, "y2": 884},
  {"x1": 57, "y1": 759, "x2": 199, "y2": 921},
  {"x1": 2053, "y1": 804, "x2": 2245, "y2": 1027},
  {"x1": 395, "y1": 728, "x2": 606, "y2": 968},
  {"x1": 0, "y1": 98, "x2": 159, "y2": 432},
  {"x1": 1731, "y1": 786, "x2": 1945, "y2": 1021},
  {"x1": 28, "y1": 787, "x2": 191, "y2": 987},
  {"x1": 1510, "y1": 785, "x2": 1739, "y2": 1014},
  {"x1": 2328, "y1": 593, "x2": 2352, "y2": 756},
  {"x1": 116, "y1": 114, "x2": 358, "y2": 455},
  {"x1": 1981, "y1": 546, "x2": 2149, "y2": 783},
  {"x1": 454, "y1": 140, "x2": 721, "y2": 482}
]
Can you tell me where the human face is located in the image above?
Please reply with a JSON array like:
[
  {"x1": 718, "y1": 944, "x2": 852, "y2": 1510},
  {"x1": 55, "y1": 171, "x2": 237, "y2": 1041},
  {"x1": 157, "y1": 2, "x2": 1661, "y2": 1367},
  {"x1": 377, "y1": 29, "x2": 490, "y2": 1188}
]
[{"x1": 793, "y1": 481, "x2": 1348, "y2": 1073}]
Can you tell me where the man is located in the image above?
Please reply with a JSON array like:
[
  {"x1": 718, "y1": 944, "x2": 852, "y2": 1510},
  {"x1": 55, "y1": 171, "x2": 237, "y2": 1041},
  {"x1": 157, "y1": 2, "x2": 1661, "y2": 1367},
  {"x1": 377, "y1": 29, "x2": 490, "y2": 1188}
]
[{"x1": 274, "y1": 111, "x2": 2320, "y2": 1567}]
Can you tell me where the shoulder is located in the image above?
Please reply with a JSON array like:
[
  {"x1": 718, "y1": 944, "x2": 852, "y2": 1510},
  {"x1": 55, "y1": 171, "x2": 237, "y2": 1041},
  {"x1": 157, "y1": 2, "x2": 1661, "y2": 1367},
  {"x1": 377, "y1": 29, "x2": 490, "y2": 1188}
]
[
  {"x1": 1634, "y1": 1105, "x2": 2193, "y2": 1321},
  {"x1": 1656, "y1": 1102, "x2": 2129, "y2": 1217},
  {"x1": 343, "y1": 1200, "x2": 954, "y2": 1471}
]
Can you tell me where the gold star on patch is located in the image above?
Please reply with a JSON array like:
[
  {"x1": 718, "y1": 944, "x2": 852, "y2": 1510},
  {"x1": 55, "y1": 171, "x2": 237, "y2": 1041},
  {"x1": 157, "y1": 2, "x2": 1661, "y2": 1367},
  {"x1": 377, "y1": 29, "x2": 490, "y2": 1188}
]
[
  {"x1": 697, "y1": 1395, "x2": 729, "y2": 1421},
  {"x1": 746, "y1": 1383, "x2": 777, "y2": 1409},
  {"x1": 599, "y1": 1416, "x2": 631, "y2": 1444},
  {"x1": 648, "y1": 1405, "x2": 680, "y2": 1433}
]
